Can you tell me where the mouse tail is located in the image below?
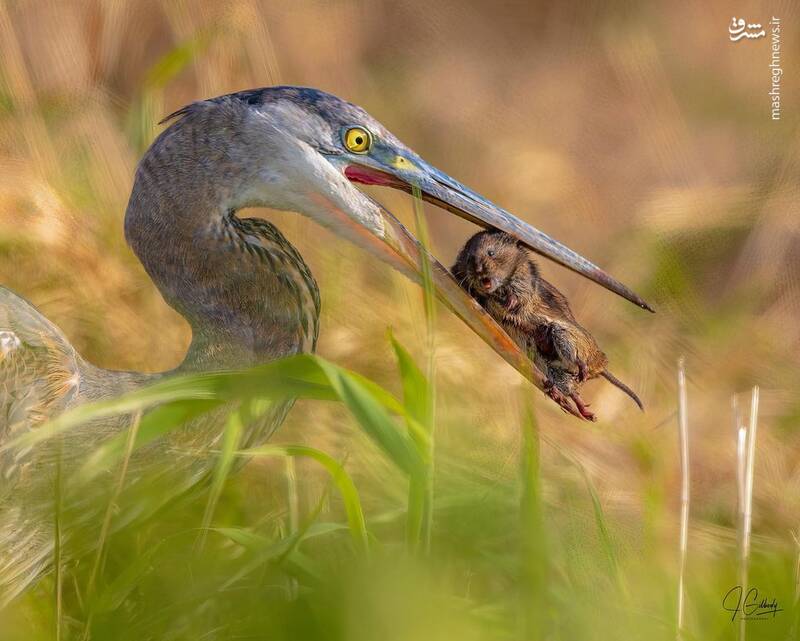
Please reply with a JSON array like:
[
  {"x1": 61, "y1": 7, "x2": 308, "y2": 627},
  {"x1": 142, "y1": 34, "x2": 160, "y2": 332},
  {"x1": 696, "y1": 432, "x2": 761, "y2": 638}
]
[{"x1": 601, "y1": 370, "x2": 644, "y2": 411}]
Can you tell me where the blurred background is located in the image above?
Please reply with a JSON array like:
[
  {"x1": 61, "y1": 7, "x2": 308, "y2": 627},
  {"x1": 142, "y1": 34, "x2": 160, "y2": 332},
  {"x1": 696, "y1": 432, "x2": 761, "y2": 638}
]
[{"x1": 0, "y1": 1, "x2": 798, "y2": 639}]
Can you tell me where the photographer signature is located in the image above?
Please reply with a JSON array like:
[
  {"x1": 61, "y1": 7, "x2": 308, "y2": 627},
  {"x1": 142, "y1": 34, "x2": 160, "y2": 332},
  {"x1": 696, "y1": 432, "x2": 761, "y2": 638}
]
[{"x1": 722, "y1": 585, "x2": 783, "y2": 621}]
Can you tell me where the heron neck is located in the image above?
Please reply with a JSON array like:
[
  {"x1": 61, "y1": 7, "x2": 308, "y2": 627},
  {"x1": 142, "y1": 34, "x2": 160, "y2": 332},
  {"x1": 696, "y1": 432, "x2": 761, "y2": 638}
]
[{"x1": 124, "y1": 129, "x2": 319, "y2": 372}]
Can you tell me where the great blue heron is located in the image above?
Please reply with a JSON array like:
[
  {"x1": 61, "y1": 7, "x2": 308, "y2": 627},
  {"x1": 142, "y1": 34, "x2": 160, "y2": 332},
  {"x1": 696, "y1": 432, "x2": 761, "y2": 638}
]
[{"x1": 0, "y1": 86, "x2": 651, "y2": 604}]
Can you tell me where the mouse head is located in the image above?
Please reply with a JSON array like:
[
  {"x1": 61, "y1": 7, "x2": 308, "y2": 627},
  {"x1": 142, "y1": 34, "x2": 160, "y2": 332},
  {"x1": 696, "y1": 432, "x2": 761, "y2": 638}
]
[{"x1": 461, "y1": 230, "x2": 527, "y2": 295}]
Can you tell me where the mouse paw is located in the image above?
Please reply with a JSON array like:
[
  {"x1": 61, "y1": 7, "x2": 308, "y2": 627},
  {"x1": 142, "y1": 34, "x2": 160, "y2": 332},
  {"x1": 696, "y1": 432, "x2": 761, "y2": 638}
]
[
  {"x1": 544, "y1": 382, "x2": 574, "y2": 414},
  {"x1": 570, "y1": 393, "x2": 596, "y2": 421},
  {"x1": 576, "y1": 359, "x2": 588, "y2": 383},
  {"x1": 505, "y1": 292, "x2": 520, "y2": 311}
]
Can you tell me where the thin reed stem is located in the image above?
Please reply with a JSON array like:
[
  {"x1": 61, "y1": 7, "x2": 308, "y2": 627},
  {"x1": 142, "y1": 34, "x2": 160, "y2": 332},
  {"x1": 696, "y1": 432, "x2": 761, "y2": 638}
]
[
  {"x1": 286, "y1": 456, "x2": 299, "y2": 534},
  {"x1": 733, "y1": 394, "x2": 745, "y2": 525},
  {"x1": 738, "y1": 386, "x2": 759, "y2": 641},
  {"x1": 676, "y1": 358, "x2": 690, "y2": 640},
  {"x1": 790, "y1": 532, "x2": 800, "y2": 640},
  {"x1": 519, "y1": 400, "x2": 545, "y2": 641},
  {"x1": 86, "y1": 412, "x2": 142, "y2": 598},
  {"x1": 53, "y1": 436, "x2": 64, "y2": 641},
  {"x1": 411, "y1": 184, "x2": 437, "y2": 554},
  {"x1": 285, "y1": 456, "x2": 299, "y2": 599},
  {"x1": 197, "y1": 408, "x2": 244, "y2": 551}
]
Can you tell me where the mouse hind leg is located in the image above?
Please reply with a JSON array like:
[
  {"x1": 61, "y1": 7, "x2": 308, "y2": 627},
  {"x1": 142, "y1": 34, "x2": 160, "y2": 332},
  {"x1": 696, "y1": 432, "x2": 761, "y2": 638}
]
[
  {"x1": 526, "y1": 329, "x2": 592, "y2": 420},
  {"x1": 545, "y1": 323, "x2": 587, "y2": 382},
  {"x1": 540, "y1": 364, "x2": 593, "y2": 419},
  {"x1": 546, "y1": 365, "x2": 595, "y2": 421}
]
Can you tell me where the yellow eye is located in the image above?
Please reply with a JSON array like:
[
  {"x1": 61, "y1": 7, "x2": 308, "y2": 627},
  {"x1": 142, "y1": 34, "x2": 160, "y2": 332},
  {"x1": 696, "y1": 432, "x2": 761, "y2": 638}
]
[{"x1": 343, "y1": 127, "x2": 372, "y2": 153}]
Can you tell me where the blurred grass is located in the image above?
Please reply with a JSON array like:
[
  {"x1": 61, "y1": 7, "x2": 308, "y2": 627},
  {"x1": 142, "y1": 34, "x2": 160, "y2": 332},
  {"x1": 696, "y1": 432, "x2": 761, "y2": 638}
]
[
  {"x1": 0, "y1": 0, "x2": 799, "y2": 639},
  {"x1": 10, "y1": 344, "x2": 797, "y2": 641}
]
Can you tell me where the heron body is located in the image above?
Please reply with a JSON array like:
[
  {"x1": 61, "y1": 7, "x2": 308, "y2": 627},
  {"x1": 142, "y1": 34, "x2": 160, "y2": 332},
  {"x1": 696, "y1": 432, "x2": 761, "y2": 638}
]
[{"x1": 0, "y1": 86, "x2": 651, "y2": 603}]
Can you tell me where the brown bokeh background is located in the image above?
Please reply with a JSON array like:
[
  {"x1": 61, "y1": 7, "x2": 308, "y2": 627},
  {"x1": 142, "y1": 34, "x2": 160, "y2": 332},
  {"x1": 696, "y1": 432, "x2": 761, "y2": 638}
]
[{"x1": 1, "y1": 0, "x2": 798, "y2": 564}]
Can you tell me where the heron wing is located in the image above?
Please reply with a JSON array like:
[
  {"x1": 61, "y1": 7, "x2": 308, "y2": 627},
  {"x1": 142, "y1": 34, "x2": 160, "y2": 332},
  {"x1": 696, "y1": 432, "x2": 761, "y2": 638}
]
[{"x1": 0, "y1": 287, "x2": 81, "y2": 488}]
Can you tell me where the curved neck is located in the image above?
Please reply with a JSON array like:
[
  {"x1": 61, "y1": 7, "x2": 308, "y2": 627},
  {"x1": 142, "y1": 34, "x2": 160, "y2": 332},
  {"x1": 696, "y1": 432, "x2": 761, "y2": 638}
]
[{"x1": 124, "y1": 112, "x2": 319, "y2": 372}]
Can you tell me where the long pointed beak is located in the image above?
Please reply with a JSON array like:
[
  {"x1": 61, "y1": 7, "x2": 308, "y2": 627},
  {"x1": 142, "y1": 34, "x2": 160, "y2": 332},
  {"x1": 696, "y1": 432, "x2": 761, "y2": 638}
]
[
  {"x1": 345, "y1": 156, "x2": 654, "y2": 312},
  {"x1": 323, "y1": 150, "x2": 651, "y2": 419}
]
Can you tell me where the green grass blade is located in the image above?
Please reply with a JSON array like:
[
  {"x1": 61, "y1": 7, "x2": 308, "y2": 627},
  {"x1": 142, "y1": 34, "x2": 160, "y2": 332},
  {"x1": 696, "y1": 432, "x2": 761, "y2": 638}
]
[
  {"x1": 410, "y1": 184, "x2": 437, "y2": 340},
  {"x1": 410, "y1": 187, "x2": 437, "y2": 554},
  {"x1": 86, "y1": 412, "x2": 143, "y2": 599},
  {"x1": 519, "y1": 401, "x2": 547, "y2": 641},
  {"x1": 144, "y1": 34, "x2": 211, "y2": 91},
  {"x1": 218, "y1": 483, "x2": 342, "y2": 591},
  {"x1": 574, "y1": 459, "x2": 626, "y2": 595},
  {"x1": 211, "y1": 522, "x2": 348, "y2": 553},
  {"x1": 90, "y1": 541, "x2": 165, "y2": 614},
  {"x1": 239, "y1": 444, "x2": 369, "y2": 553},
  {"x1": 388, "y1": 330, "x2": 436, "y2": 554},
  {"x1": 315, "y1": 360, "x2": 424, "y2": 477},
  {"x1": 53, "y1": 437, "x2": 63, "y2": 641},
  {"x1": 1, "y1": 355, "x2": 405, "y2": 462},
  {"x1": 388, "y1": 330, "x2": 429, "y2": 429},
  {"x1": 196, "y1": 408, "x2": 245, "y2": 550},
  {"x1": 406, "y1": 473, "x2": 427, "y2": 553},
  {"x1": 78, "y1": 398, "x2": 223, "y2": 483},
  {"x1": 345, "y1": 369, "x2": 431, "y2": 447},
  {"x1": 215, "y1": 524, "x2": 342, "y2": 591}
]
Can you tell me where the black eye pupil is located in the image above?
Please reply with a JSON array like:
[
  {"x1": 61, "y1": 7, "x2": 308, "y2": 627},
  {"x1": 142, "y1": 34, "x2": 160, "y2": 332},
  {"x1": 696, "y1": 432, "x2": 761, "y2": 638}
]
[
  {"x1": 355, "y1": 136, "x2": 363, "y2": 144},
  {"x1": 487, "y1": 249, "x2": 495, "y2": 257}
]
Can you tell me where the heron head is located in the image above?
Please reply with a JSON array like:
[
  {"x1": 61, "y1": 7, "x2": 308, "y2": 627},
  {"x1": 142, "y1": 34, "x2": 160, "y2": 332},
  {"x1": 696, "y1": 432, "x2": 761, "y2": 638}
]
[{"x1": 161, "y1": 87, "x2": 651, "y2": 401}]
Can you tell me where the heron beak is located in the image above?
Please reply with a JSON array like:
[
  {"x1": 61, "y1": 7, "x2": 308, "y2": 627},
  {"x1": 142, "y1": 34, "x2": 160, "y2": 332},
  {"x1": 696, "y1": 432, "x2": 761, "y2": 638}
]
[
  {"x1": 344, "y1": 153, "x2": 654, "y2": 312},
  {"x1": 329, "y1": 148, "x2": 650, "y2": 419}
]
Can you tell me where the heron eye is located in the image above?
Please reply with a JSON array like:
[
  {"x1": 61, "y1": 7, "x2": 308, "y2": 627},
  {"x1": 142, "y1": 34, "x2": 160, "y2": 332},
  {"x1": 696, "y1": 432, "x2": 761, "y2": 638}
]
[
  {"x1": 487, "y1": 249, "x2": 495, "y2": 257},
  {"x1": 343, "y1": 127, "x2": 372, "y2": 153}
]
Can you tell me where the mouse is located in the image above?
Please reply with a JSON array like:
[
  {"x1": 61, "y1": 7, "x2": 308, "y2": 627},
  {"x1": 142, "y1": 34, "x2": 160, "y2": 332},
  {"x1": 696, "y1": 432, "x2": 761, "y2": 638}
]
[{"x1": 452, "y1": 229, "x2": 643, "y2": 420}]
